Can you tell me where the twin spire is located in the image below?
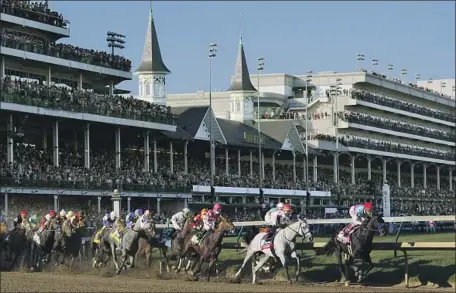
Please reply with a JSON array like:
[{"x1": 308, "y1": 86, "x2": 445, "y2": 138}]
[{"x1": 227, "y1": 36, "x2": 257, "y2": 92}]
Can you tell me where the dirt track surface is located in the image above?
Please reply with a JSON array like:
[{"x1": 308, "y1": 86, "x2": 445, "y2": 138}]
[{"x1": 1, "y1": 271, "x2": 452, "y2": 293}]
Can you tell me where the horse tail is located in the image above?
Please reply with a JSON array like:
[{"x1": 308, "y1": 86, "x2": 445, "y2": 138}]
[{"x1": 315, "y1": 237, "x2": 337, "y2": 256}]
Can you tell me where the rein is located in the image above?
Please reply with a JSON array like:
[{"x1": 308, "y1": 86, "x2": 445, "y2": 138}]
[{"x1": 282, "y1": 221, "x2": 310, "y2": 242}]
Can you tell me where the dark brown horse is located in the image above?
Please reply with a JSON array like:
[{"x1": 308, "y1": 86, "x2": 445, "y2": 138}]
[
  {"x1": 177, "y1": 216, "x2": 235, "y2": 281},
  {"x1": 53, "y1": 218, "x2": 84, "y2": 270}
]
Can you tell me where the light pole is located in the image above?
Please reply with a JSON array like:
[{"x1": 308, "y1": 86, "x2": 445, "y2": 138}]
[
  {"x1": 356, "y1": 53, "x2": 365, "y2": 71},
  {"x1": 330, "y1": 79, "x2": 342, "y2": 205},
  {"x1": 371, "y1": 57, "x2": 379, "y2": 72},
  {"x1": 400, "y1": 68, "x2": 407, "y2": 81},
  {"x1": 440, "y1": 81, "x2": 446, "y2": 93},
  {"x1": 304, "y1": 70, "x2": 312, "y2": 215},
  {"x1": 388, "y1": 64, "x2": 394, "y2": 76},
  {"x1": 106, "y1": 31, "x2": 126, "y2": 56},
  {"x1": 257, "y1": 57, "x2": 264, "y2": 191},
  {"x1": 209, "y1": 42, "x2": 217, "y2": 202},
  {"x1": 415, "y1": 73, "x2": 421, "y2": 83}
]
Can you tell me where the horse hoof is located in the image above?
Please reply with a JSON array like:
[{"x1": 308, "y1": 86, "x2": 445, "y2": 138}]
[
  {"x1": 54, "y1": 263, "x2": 59, "y2": 266},
  {"x1": 116, "y1": 270, "x2": 121, "y2": 275},
  {"x1": 288, "y1": 280, "x2": 293, "y2": 285},
  {"x1": 344, "y1": 281, "x2": 350, "y2": 287}
]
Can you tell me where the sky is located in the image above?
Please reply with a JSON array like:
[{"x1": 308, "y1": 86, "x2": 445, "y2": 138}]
[{"x1": 50, "y1": 1, "x2": 455, "y2": 95}]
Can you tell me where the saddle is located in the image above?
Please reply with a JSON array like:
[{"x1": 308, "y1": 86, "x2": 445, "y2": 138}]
[
  {"x1": 190, "y1": 230, "x2": 209, "y2": 245},
  {"x1": 338, "y1": 224, "x2": 361, "y2": 245},
  {"x1": 260, "y1": 231, "x2": 276, "y2": 251}
]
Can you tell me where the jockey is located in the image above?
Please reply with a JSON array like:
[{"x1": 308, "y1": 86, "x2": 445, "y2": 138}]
[
  {"x1": 339, "y1": 202, "x2": 374, "y2": 241},
  {"x1": 125, "y1": 212, "x2": 136, "y2": 228},
  {"x1": 57, "y1": 209, "x2": 67, "y2": 225},
  {"x1": 192, "y1": 209, "x2": 208, "y2": 230},
  {"x1": 94, "y1": 212, "x2": 115, "y2": 243},
  {"x1": 264, "y1": 204, "x2": 292, "y2": 239},
  {"x1": 13, "y1": 210, "x2": 28, "y2": 229},
  {"x1": 264, "y1": 203, "x2": 284, "y2": 223},
  {"x1": 203, "y1": 203, "x2": 222, "y2": 232},
  {"x1": 134, "y1": 209, "x2": 143, "y2": 222},
  {"x1": 140, "y1": 210, "x2": 152, "y2": 223},
  {"x1": 37, "y1": 210, "x2": 56, "y2": 234},
  {"x1": 171, "y1": 208, "x2": 191, "y2": 236}
]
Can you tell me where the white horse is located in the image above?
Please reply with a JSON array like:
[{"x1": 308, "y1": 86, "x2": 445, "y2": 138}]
[{"x1": 234, "y1": 219, "x2": 313, "y2": 284}]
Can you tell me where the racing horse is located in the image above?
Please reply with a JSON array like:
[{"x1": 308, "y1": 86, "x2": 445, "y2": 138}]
[
  {"x1": 315, "y1": 215, "x2": 385, "y2": 284},
  {"x1": 4, "y1": 219, "x2": 32, "y2": 270},
  {"x1": 29, "y1": 218, "x2": 59, "y2": 272},
  {"x1": 176, "y1": 216, "x2": 235, "y2": 281},
  {"x1": 93, "y1": 218, "x2": 155, "y2": 275},
  {"x1": 234, "y1": 218, "x2": 313, "y2": 284},
  {"x1": 53, "y1": 218, "x2": 84, "y2": 270}
]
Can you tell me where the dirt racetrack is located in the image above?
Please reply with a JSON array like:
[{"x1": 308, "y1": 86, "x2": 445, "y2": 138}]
[{"x1": 1, "y1": 269, "x2": 453, "y2": 293}]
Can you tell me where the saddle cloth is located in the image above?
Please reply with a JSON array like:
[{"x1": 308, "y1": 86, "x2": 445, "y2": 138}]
[
  {"x1": 190, "y1": 230, "x2": 208, "y2": 245},
  {"x1": 260, "y1": 232, "x2": 274, "y2": 250},
  {"x1": 337, "y1": 224, "x2": 361, "y2": 245}
]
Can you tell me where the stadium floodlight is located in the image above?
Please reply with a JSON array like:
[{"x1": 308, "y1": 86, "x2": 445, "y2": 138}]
[
  {"x1": 415, "y1": 73, "x2": 421, "y2": 82},
  {"x1": 388, "y1": 64, "x2": 394, "y2": 73},
  {"x1": 440, "y1": 81, "x2": 446, "y2": 93},
  {"x1": 256, "y1": 57, "x2": 265, "y2": 199},
  {"x1": 330, "y1": 78, "x2": 343, "y2": 206},
  {"x1": 400, "y1": 68, "x2": 408, "y2": 81},
  {"x1": 371, "y1": 58, "x2": 379, "y2": 71},
  {"x1": 304, "y1": 70, "x2": 312, "y2": 215},
  {"x1": 106, "y1": 31, "x2": 126, "y2": 55},
  {"x1": 208, "y1": 42, "x2": 218, "y2": 202},
  {"x1": 356, "y1": 53, "x2": 365, "y2": 71}
]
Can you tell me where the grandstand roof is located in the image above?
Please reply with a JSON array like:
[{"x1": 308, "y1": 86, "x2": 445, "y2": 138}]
[
  {"x1": 216, "y1": 118, "x2": 282, "y2": 150},
  {"x1": 227, "y1": 37, "x2": 257, "y2": 92},
  {"x1": 135, "y1": 10, "x2": 170, "y2": 74}
]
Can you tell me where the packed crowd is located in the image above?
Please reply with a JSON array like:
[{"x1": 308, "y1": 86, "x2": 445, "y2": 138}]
[
  {"x1": 351, "y1": 90, "x2": 456, "y2": 123},
  {"x1": 1, "y1": 77, "x2": 174, "y2": 124},
  {"x1": 1, "y1": 29, "x2": 131, "y2": 72},
  {"x1": 338, "y1": 111, "x2": 456, "y2": 142},
  {"x1": 1, "y1": 0, "x2": 66, "y2": 28},
  {"x1": 313, "y1": 134, "x2": 455, "y2": 161},
  {"x1": 364, "y1": 70, "x2": 454, "y2": 100}
]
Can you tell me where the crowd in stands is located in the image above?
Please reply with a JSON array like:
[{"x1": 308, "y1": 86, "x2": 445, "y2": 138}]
[
  {"x1": 1, "y1": 29, "x2": 131, "y2": 72},
  {"x1": 1, "y1": 0, "x2": 66, "y2": 28},
  {"x1": 338, "y1": 111, "x2": 456, "y2": 142},
  {"x1": 313, "y1": 134, "x2": 455, "y2": 161},
  {"x1": 1, "y1": 77, "x2": 174, "y2": 124}
]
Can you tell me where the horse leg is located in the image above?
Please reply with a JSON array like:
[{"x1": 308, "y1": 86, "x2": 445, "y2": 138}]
[
  {"x1": 191, "y1": 256, "x2": 204, "y2": 276},
  {"x1": 335, "y1": 251, "x2": 346, "y2": 283},
  {"x1": 290, "y1": 250, "x2": 301, "y2": 283},
  {"x1": 252, "y1": 254, "x2": 270, "y2": 285},
  {"x1": 343, "y1": 253, "x2": 351, "y2": 286},
  {"x1": 277, "y1": 253, "x2": 292, "y2": 284},
  {"x1": 176, "y1": 246, "x2": 190, "y2": 274},
  {"x1": 206, "y1": 257, "x2": 217, "y2": 282},
  {"x1": 69, "y1": 256, "x2": 76, "y2": 271},
  {"x1": 234, "y1": 247, "x2": 255, "y2": 280},
  {"x1": 129, "y1": 255, "x2": 135, "y2": 269},
  {"x1": 111, "y1": 245, "x2": 120, "y2": 272}
]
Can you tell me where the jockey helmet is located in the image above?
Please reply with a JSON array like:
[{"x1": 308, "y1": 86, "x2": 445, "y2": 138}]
[
  {"x1": 0, "y1": 215, "x2": 4, "y2": 222},
  {"x1": 67, "y1": 211, "x2": 74, "y2": 219},
  {"x1": 183, "y1": 208, "x2": 191, "y2": 217},
  {"x1": 213, "y1": 203, "x2": 222, "y2": 214},
  {"x1": 49, "y1": 210, "x2": 56, "y2": 217},
  {"x1": 134, "y1": 209, "x2": 143, "y2": 216},
  {"x1": 364, "y1": 202, "x2": 373, "y2": 211},
  {"x1": 110, "y1": 211, "x2": 117, "y2": 220},
  {"x1": 283, "y1": 204, "x2": 292, "y2": 212},
  {"x1": 20, "y1": 210, "x2": 27, "y2": 216},
  {"x1": 276, "y1": 203, "x2": 284, "y2": 210},
  {"x1": 60, "y1": 209, "x2": 67, "y2": 217}
]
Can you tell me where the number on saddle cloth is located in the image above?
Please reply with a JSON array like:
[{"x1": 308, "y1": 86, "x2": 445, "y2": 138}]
[
  {"x1": 190, "y1": 230, "x2": 206, "y2": 245},
  {"x1": 260, "y1": 231, "x2": 275, "y2": 250},
  {"x1": 339, "y1": 224, "x2": 360, "y2": 245}
]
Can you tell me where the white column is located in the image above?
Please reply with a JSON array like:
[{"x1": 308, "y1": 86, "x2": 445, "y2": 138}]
[
  {"x1": 156, "y1": 198, "x2": 161, "y2": 215},
  {"x1": 153, "y1": 138, "x2": 158, "y2": 173},
  {"x1": 313, "y1": 156, "x2": 318, "y2": 183},
  {"x1": 411, "y1": 163, "x2": 415, "y2": 188},
  {"x1": 351, "y1": 155, "x2": 355, "y2": 184},
  {"x1": 97, "y1": 196, "x2": 101, "y2": 214},
  {"x1": 333, "y1": 153, "x2": 338, "y2": 183},
  {"x1": 78, "y1": 72, "x2": 83, "y2": 90},
  {"x1": 53, "y1": 120, "x2": 59, "y2": 167},
  {"x1": 237, "y1": 149, "x2": 241, "y2": 176},
  {"x1": 144, "y1": 131, "x2": 150, "y2": 172},
  {"x1": 0, "y1": 56, "x2": 5, "y2": 80},
  {"x1": 367, "y1": 156, "x2": 372, "y2": 180},
  {"x1": 47, "y1": 66, "x2": 52, "y2": 87},
  {"x1": 225, "y1": 148, "x2": 229, "y2": 175},
  {"x1": 436, "y1": 166, "x2": 440, "y2": 190},
  {"x1": 262, "y1": 152, "x2": 265, "y2": 180},
  {"x1": 249, "y1": 151, "x2": 253, "y2": 178},
  {"x1": 397, "y1": 161, "x2": 401, "y2": 187},
  {"x1": 184, "y1": 141, "x2": 188, "y2": 174},
  {"x1": 53, "y1": 195, "x2": 59, "y2": 211},
  {"x1": 127, "y1": 197, "x2": 131, "y2": 213},
  {"x1": 303, "y1": 156, "x2": 306, "y2": 182},
  {"x1": 184, "y1": 198, "x2": 188, "y2": 209},
  {"x1": 292, "y1": 152, "x2": 296, "y2": 183},
  {"x1": 109, "y1": 81, "x2": 114, "y2": 95},
  {"x1": 4, "y1": 193, "x2": 8, "y2": 217},
  {"x1": 272, "y1": 152, "x2": 276, "y2": 182},
  {"x1": 7, "y1": 114, "x2": 14, "y2": 166},
  {"x1": 115, "y1": 127, "x2": 121, "y2": 169},
  {"x1": 84, "y1": 123, "x2": 90, "y2": 169},
  {"x1": 42, "y1": 128, "x2": 48, "y2": 150},
  {"x1": 423, "y1": 164, "x2": 427, "y2": 189},
  {"x1": 450, "y1": 169, "x2": 453, "y2": 191},
  {"x1": 169, "y1": 141, "x2": 174, "y2": 173},
  {"x1": 383, "y1": 159, "x2": 387, "y2": 183},
  {"x1": 73, "y1": 131, "x2": 78, "y2": 151}
]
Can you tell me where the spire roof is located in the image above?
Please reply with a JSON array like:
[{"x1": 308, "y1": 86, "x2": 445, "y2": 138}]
[
  {"x1": 136, "y1": 9, "x2": 170, "y2": 74},
  {"x1": 227, "y1": 37, "x2": 257, "y2": 92}
]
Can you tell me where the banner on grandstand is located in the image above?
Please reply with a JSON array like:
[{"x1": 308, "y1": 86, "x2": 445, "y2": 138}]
[
  {"x1": 382, "y1": 183, "x2": 391, "y2": 217},
  {"x1": 192, "y1": 186, "x2": 331, "y2": 197}
]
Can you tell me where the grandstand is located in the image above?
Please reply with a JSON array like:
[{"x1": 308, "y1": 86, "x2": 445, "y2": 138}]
[{"x1": 0, "y1": 2, "x2": 455, "y2": 227}]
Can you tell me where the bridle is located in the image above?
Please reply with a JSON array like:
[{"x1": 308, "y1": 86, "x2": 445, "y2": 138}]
[{"x1": 284, "y1": 220, "x2": 311, "y2": 242}]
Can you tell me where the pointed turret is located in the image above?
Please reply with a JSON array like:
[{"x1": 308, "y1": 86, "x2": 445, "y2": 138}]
[
  {"x1": 136, "y1": 10, "x2": 170, "y2": 74},
  {"x1": 227, "y1": 37, "x2": 257, "y2": 92},
  {"x1": 136, "y1": 7, "x2": 169, "y2": 106}
]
